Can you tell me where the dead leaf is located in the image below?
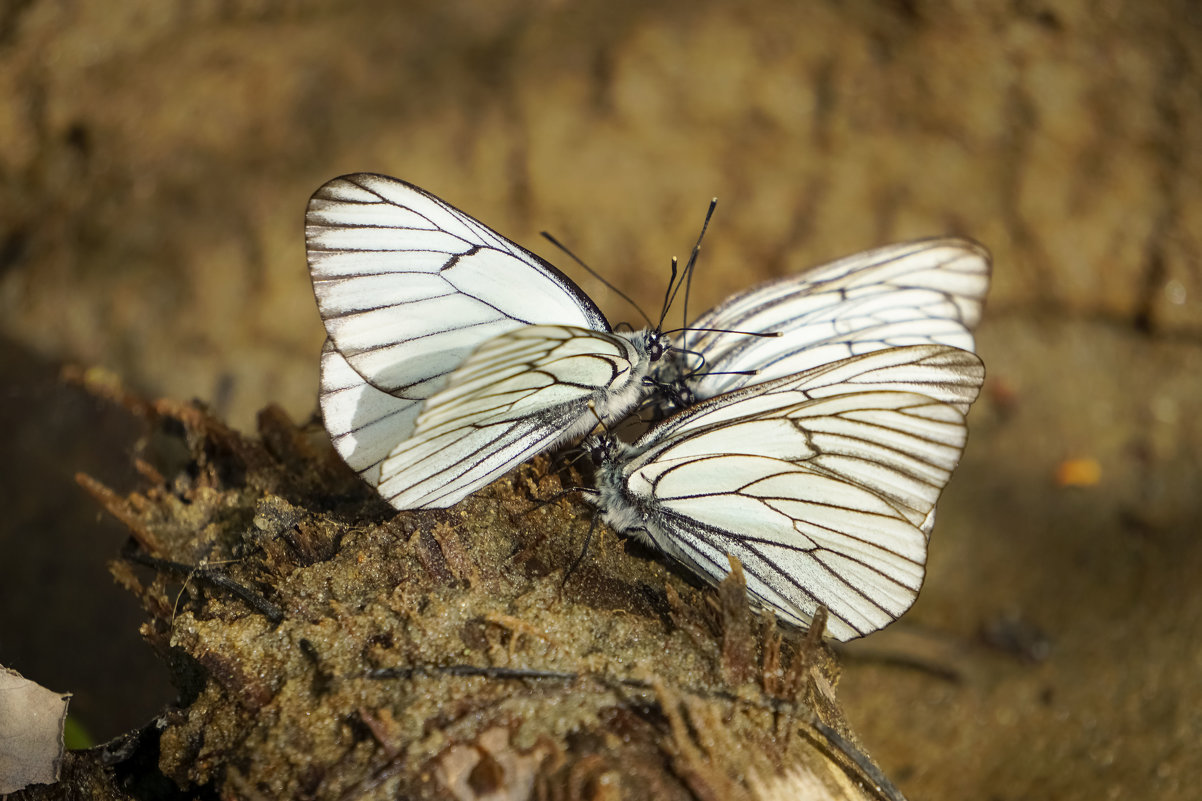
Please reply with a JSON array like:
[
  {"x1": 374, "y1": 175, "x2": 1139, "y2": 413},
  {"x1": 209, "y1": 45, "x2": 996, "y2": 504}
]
[{"x1": 0, "y1": 665, "x2": 71, "y2": 794}]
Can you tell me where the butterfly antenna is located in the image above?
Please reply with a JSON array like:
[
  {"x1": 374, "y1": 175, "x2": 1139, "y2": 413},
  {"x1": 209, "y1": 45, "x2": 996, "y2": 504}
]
[
  {"x1": 682, "y1": 249, "x2": 695, "y2": 348},
  {"x1": 668, "y1": 344, "x2": 708, "y2": 373},
  {"x1": 666, "y1": 333, "x2": 775, "y2": 375},
  {"x1": 662, "y1": 326, "x2": 781, "y2": 339},
  {"x1": 655, "y1": 256, "x2": 680, "y2": 332},
  {"x1": 664, "y1": 198, "x2": 718, "y2": 343},
  {"x1": 541, "y1": 232, "x2": 653, "y2": 327}
]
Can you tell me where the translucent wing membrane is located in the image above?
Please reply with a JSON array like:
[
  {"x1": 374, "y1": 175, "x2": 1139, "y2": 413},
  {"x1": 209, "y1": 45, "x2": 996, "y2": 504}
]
[
  {"x1": 677, "y1": 238, "x2": 990, "y2": 401},
  {"x1": 318, "y1": 340, "x2": 420, "y2": 486},
  {"x1": 591, "y1": 344, "x2": 984, "y2": 642}
]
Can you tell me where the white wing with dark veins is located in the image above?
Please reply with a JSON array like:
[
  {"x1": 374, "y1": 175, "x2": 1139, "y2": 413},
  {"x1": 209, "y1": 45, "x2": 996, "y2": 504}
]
[
  {"x1": 676, "y1": 238, "x2": 990, "y2": 401},
  {"x1": 308, "y1": 173, "x2": 609, "y2": 401},
  {"x1": 593, "y1": 345, "x2": 983, "y2": 641},
  {"x1": 318, "y1": 339, "x2": 420, "y2": 486},
  {"x1": 378, "y1": 324, "x2": 658, "y2": 509},
  {"x1": 307, "y1": 174, "x2": 618, "y2": 505}
]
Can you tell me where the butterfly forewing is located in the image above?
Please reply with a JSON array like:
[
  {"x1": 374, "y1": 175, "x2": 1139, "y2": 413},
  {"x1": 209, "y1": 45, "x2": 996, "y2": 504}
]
[
  {"x1": 307, "y1": 173, "x2": 609, "y2": 401},
  {"x1": 414, "y1": 325, "x2": 640, "y2": 427},
  {"x1": 678, "y1": 238, "x2": 990, "y2": 400}
]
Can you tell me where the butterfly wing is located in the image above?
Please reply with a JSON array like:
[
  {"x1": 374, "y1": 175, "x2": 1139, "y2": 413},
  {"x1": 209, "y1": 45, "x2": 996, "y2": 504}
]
[
  {"x1": 307, "y1": 174, "x2": 612, "y2": 488},
  {"x1": 607, "y1": 345, "x2": 982, "y2": 641},
  {"x1": 307, "y1": 173, "x2": 608, "y2": 403},
  {"x1": 318, "y1": 340, "x2": 420, "y2": 485},
  {"x1": 378, "y1": 324, "x2": 654, "y2": 509},
  {"x1": 648, "y1": 343, "x2": 984, "y2": 440},
  {"x1": 677, "y1": 238, "x2": 990, "y2": 400}
]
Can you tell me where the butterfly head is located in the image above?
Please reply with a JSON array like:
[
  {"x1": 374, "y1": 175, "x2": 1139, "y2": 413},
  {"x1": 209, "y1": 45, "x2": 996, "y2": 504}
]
[
  {"x1": 660, "y1": 380, "x2": 695, "y2": 411},
  {"x1": 581, "y1": 433, "x2": 620, "y2": 467},
  {"x1": 641, "y1": 329, "x2": 673, "y2": 362}
]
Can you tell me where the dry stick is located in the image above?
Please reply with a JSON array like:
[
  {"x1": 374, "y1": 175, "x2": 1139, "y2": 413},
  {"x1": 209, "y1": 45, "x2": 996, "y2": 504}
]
[{"x1": 122, "y1": 547, "x2": 284, "y2": 624}]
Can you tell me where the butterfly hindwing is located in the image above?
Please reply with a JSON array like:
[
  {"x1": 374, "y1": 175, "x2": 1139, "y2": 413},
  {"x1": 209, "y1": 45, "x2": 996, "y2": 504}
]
[
  {"x1": 378, "y1": 324, "x2": 658, "y2": 509},
  {"x1": 318, "y1": 340, "x2": 422, "y2": 485}
]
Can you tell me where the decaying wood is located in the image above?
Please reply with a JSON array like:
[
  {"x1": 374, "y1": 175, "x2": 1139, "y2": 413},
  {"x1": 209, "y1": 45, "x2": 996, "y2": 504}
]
[{"x1": 54, "y1": 374, "x2": 905, "y2": 801}]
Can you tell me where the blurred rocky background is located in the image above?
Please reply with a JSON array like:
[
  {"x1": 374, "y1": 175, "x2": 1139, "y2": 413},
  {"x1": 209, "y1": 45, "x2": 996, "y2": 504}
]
[{"x1": 1, "y1": 1, "x2": 1198, "y2": 798}]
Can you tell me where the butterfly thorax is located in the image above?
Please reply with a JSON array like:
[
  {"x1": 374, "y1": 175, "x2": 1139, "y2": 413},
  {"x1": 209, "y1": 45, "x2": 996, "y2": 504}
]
[
  {"x1": 580, "y1": 327, "x2": 665, "y2": 426},
  {"x1": 584, "y1": 434, "x2": 663, "y2": 549}
]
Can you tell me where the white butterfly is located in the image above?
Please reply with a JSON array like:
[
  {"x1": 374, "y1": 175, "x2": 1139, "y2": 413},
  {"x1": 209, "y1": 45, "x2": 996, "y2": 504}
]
[
  {"x1": 307, "y1": 173, "x2": 673, "y2": 508},
  {"x1": 585, "y1": 343, "x2": 985, "y2": 642},
  {"x1": 667, "y1": 237, "x2": 990, "y2": 407}
]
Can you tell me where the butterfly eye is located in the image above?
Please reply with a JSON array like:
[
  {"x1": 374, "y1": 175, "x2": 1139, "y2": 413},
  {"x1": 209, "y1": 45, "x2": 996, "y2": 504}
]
[
  {"x1": 580, "y1": 436, "x2": 608, "y2": 466},
  {"x1": 590, "y1": 446, "x2": 607, "y2": 468},
  {"x1": 646, "y1": 332, "x2": 671, "y2": 361},
  {"x1": 670, "y1": 383, "x2": 695, "y2": 410}
]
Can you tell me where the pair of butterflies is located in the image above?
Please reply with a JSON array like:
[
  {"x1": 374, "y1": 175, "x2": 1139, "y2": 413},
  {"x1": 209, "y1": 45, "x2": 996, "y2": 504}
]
[{"x1": 307, "y1": 173, "x2": 989, "y2": 642}]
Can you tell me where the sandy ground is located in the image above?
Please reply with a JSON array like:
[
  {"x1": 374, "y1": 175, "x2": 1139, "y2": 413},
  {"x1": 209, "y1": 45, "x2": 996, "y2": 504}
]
[{"x1": 1, "y1": 2, "x2": 1199, "y2": 798}]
